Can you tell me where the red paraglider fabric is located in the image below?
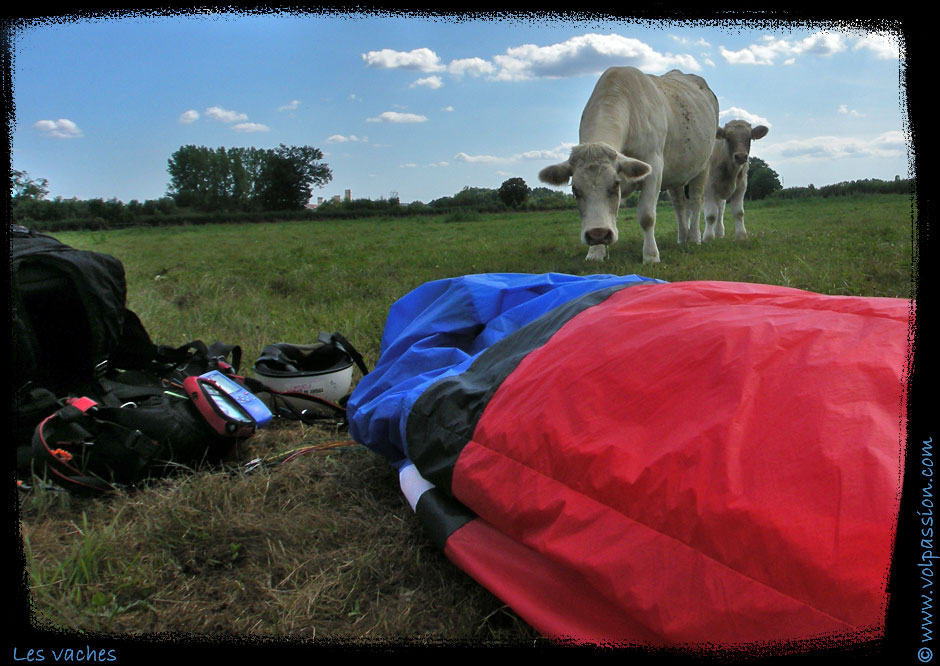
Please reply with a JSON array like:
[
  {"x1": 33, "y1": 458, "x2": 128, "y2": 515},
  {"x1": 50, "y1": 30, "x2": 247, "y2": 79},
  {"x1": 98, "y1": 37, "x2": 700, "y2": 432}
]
[{"x1": 351, "y1": 276, "x2": 911, "y2": 648}]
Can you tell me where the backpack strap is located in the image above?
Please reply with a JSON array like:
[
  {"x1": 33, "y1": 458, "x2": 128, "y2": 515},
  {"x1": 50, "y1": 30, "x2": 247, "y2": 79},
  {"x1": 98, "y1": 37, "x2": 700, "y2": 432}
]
[
  {"x1": 328, "y1": 332, "x2": 369, "y2": 375},
  {"x1": 241, "y1": 375, "x2": 347, "y2": 423},
  {"x1": 30, "y1": 396, "x2": 162, "y2": 493},
  {"x1": 153, "y1": 340, "x2": 243, "y2": 379},
  {"x1": 26, "y1": 384, "x2": 242, "y2": 494}
]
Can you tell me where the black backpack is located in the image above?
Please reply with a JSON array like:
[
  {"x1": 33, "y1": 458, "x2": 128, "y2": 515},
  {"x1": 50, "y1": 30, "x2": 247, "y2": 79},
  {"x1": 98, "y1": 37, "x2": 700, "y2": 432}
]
[{"x1": 11, "y1": 225, "x2": 248, "y2": 494}]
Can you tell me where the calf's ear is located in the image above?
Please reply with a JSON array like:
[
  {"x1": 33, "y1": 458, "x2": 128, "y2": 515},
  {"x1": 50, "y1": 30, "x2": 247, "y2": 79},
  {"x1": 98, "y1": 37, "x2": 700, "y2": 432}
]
[
  {"x1": 538, "y1": 162, "x2": 573, "y2": 186},
  {"x1": 616, "y1": 155, "x2": 652, "y2": 183},
  {"x1": 752, "y1": 125, "x2": 769, "y2": 140},
  {"x1": 716, "y1": 127, "x2": 726, "y2": 140}
]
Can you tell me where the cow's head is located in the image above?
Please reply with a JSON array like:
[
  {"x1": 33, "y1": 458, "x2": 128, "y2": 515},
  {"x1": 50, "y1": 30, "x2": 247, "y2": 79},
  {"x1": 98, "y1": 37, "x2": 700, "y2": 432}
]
[
  {"x1": 716, "y1": 120, "x2": 769, "y2": 166},
  {"x1": 539, "y1": 143, "x2": 651, "y2": 251}
]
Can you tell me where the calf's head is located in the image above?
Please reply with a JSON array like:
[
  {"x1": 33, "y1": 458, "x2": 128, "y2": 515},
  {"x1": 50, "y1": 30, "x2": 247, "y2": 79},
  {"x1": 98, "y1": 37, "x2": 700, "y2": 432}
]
[
  {"x1": 539, "y1": 143, "x2": 651, "y2": 248},
  {"x1": 716, "y1": 120, "x2": 769, "y2": 166}
]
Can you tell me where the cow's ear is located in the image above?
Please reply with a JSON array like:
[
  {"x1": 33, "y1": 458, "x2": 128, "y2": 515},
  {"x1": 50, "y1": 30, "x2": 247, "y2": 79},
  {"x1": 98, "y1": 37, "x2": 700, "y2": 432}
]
[
  {"x1": 751, "y1": 125, "x2": 769, "y2": 140},
  {"x1": 617, "y1": 156, "x2": 652, "y2": 183},
  {"x1": 716, "y1": 127, "x2": 726, "y2": 140},
  {"x1": 539, "y1": 162, "x2": 573, "y2": 186}
]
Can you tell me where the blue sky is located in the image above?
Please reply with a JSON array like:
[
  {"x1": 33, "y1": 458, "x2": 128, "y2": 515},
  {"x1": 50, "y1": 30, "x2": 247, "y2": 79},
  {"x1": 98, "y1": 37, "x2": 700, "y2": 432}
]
[{"x1": 10, "y1": 12, "x2": 907, "y2": 205}]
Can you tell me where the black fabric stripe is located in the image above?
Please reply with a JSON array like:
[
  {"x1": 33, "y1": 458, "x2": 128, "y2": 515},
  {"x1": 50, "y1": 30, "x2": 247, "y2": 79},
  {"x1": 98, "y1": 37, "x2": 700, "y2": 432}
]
[
  {"x1": 414, "y1": 487, "x2": 477, "y2": 551},
  {"x1": 406, "y1": 280, "x2": 654, "y2": 495}
]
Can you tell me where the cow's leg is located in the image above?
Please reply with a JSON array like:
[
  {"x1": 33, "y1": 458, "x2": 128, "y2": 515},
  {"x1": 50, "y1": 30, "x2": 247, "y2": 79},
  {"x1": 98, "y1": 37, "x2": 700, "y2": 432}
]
[
  {"x1": 637, "y1": 173, "x2": 662, "y2": 263},
  {"x1": 730, "y1": 185, "x2": 747, "y2": 239},
  {"x1": 717, "y1": 200, "x2": 727, "y2": 238},
  {"x1": 685, "y1": 170, "x2": 707, "y2": 244},
  {"x1": 703, "y1": 196, "x2": 721, "y2": 241},
  {"x1": 668, "y1": 188, "x2": 690, "y2": 245}
]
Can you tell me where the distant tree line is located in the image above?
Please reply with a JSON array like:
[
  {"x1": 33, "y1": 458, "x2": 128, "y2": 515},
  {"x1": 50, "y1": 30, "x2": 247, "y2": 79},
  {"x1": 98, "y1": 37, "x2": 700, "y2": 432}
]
[
  {"x1": 166, "y1": 144, "x2": 332, "y2": 211},
  {"x1": 9, "y1": 156, "x2": 913, "y2": 233},
  {"x1": 312, "y1": 181, "x2": 572, "y2": 219},
  {"x1": 744, "y1": 158, "x2": 911, "y2": 200},
  {"x1": 9, "y1": 144, "x2": 334, "y2": 232},
  {"x1": 769, "y1": 176, "x2": 912, "y2": 199}
]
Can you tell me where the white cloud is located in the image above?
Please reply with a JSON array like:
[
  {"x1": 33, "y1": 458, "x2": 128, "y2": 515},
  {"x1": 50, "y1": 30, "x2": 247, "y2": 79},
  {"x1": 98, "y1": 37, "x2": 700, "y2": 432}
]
[
  {"x1": 719, "y1": 31, "x2": 847, "y2": 65},
  {"x1": 366, "y1": 111, "x2": 428, "y2": 123},
  {"x1": 361, "y1": 47, "x2": 445, "y2": 72},
  {"x1": 456, "y1": 142, "x2": 574, "y2": 165},
  {"x1": 718, "y1": 41, "x2": 777, "y2": 66},
  {"x1": 870, "y1": 130, "x2": 908, "y2": 153},
  {"x1": 670, "y1": 35, "x2": 711, "y2": 48},
  {"x1": 490, "y1": 33, "x2": 701, "y2": 81},
  {"x1": 455, "y1": 152, "x2": 508, "y2": 164},
  {"x1": 798, "y1": 31, "x2": 848, "y2": 56},
  {"x1": 719, "y1": 107, "x2": 772, "y2": 128},
  {"x1": 853, "y1": 32, "x2": 901, "y2": 60},
  {"x1": 34, "y1": 118, "x2": 82, "y2": 138},
  {"x1": 326, "y1": 134, "x2": 367, "y2": 144},
  {"x1": 179, "y1": 109, "x2": 199, "y2": 124},
  {"x1": 205, "y1": 106, "x2": 249, "y2": 123},
  {"x1": 448, "y1": 57, "x2": 496, "y2": 77},
  {"x1": 362, "y1": 33, "x2": 702, "y2": 85},
  {"x1": 838, "y1": 104, "x2": 864, "y2": 118},
  {"x1": 518, "y1": 144, "x2": 576, "y2": 161},
  {"x1": 441, "y1": 105, "x2": 454, "y2": 112},
  {"x1": 278, "y1": 100, "x2": 301, "y2": 112},
  {"x1": 231, "y1": 122, "x2": 270, "y2": 133},
  {"x1": 766, "y1": 130, "x2": 908, "y2": 161},
  {"x1": 411, "y1": 76, "x2": 443, "y2": 89}
]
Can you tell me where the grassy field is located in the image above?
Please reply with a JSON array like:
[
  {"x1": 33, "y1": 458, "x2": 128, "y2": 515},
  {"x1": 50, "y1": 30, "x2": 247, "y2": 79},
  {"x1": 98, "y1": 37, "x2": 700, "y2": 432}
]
[
  {"x1": 16, "y1": 193, "x2": 916, "y2": 649},
  {"x1": 48, "y1": 194, "x2": 915, "y2": 367}
]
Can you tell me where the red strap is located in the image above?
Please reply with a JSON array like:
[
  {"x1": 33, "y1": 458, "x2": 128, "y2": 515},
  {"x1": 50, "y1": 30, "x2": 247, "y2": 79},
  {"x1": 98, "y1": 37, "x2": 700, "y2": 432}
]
[{"x1": 65, "y1": 396, "x2": 99, "y2": 412}]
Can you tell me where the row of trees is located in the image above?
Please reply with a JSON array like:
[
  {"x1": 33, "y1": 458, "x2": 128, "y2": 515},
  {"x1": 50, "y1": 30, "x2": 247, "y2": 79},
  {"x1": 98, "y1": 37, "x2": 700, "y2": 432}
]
[
  {"x1": 744, "y1": 158, "x2": 910, "y2": 199},
  {"x1": 269, "y1": 182, "x2": 564, "y2": 220},
  {"x1": 769, "y1": 176, "x2": 911, "y2": 199},
  {"x1": 10, "y1": 152, "x2": 910, "y2": 232},
  {"x1": 166, "y1": 144, "x2": 333, "y2": 211}
]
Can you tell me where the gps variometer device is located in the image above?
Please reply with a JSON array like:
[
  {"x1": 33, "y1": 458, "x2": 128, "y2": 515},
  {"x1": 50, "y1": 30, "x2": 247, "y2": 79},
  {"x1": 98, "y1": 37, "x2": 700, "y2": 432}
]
[{"x1": 184, "y1": 370, "x2": 273, "y2": 437}]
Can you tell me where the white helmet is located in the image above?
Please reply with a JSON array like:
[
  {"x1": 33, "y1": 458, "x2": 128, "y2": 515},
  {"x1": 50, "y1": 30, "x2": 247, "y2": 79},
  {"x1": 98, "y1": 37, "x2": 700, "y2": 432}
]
[{"x1": 252, "y1": 332, "x2": 364, "y2": 405}]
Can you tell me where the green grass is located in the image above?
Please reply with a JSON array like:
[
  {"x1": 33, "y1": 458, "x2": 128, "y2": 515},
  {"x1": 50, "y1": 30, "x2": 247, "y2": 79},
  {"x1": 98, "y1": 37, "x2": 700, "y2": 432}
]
[
  {"x1": 53, "y1": 194, "x2": 915, "y2": 371},
  {"x1": 18, "y1": 193, "x2": 915, "y2": 645}
]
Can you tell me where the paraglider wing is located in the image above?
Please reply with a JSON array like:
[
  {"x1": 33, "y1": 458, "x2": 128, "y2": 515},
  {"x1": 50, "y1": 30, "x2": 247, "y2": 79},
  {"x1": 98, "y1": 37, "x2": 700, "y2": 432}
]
[{"x1": 348, "y1": 274, "x2": 910, "y2": 647}]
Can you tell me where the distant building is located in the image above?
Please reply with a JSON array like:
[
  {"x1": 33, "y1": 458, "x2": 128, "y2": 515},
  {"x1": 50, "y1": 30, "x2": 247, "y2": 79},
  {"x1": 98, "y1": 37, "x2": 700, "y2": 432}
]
[{"x1": 307, "y1": 191, "x2": 353, "y2": 209}]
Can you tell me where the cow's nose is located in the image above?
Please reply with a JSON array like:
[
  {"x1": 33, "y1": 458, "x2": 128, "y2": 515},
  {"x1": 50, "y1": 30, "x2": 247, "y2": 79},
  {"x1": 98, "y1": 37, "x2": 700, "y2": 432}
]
[
  {"x1": 585, "y1": 228, "x2": 614, "y2": 245},
  {"x1": 734, "y1": 152, "x2": 748, "y2": 165}
]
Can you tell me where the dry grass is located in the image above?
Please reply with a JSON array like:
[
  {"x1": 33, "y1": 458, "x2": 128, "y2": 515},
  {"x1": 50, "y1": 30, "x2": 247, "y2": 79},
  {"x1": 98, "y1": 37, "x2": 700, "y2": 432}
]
[{"x1": 18, "y1": 420, "x2": 543, "y2": 647}]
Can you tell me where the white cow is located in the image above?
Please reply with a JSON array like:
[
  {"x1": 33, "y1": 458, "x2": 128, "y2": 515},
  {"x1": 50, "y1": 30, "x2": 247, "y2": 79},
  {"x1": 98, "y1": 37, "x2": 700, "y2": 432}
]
[
  {"x1": 539, "y1": 66, "x2": 719, "y2": 263},
  {"x1": 701, "y1": 120, "x2": 769, "y2": 241}
]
